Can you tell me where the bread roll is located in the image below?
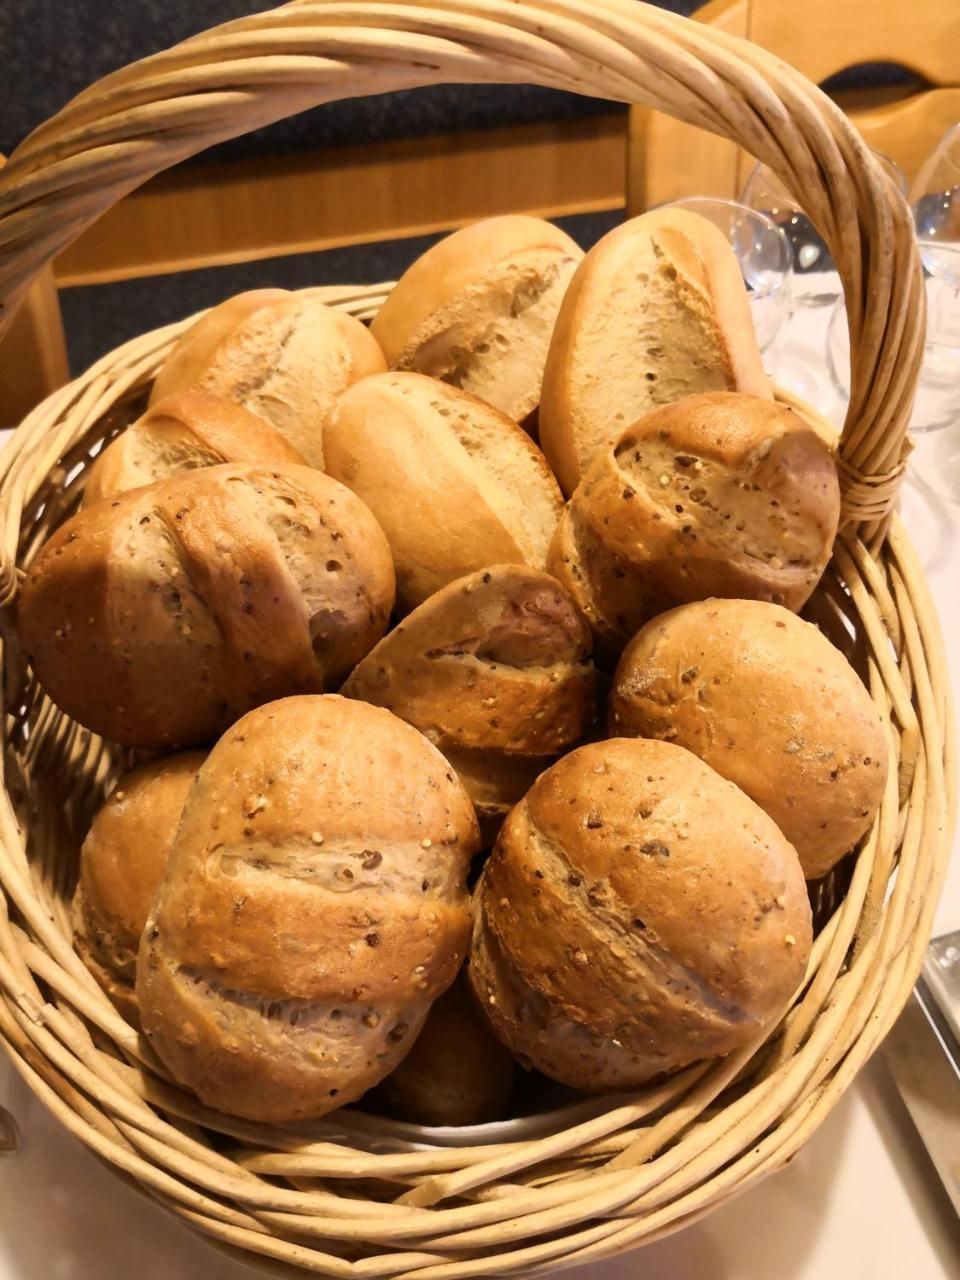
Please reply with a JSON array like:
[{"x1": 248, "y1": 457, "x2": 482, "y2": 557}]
[
  {"x1": 342, "y1": 566, "x2": 595, "y2": 840},
  {"x1": 370, "y1": 216, "x2": 583, "y2": 423},
  {"x1": 84, "y1": 392, "x2": 305, "y2": 506},
  {"x1": 540, "y1": 209, "x2": 772, "y2": 494},
  {"x1": 469, "y1": 738, "x2": 811, "y2": 1090},
  {"x1": 366, "y1": 975, "x2": 517, "y2": 1126},
  {"x1": 137, "y1": 695, "x2": 479, "y2": 1123},
  {"x1": 19, "y1": 464, "x2": 394, "y2": 747},
  {"x1": 547, "y1": 392, "x2": 840, "y2": 657},
  {"x1": 326, "y1": 373, "x2": 563, "y2": 610},
  {"x1": 73, "y1": 753, "x2": 204, "y2": 1022},
  {"x1": 150, "y1": 290, "x2": 386, "y2": 466},
  {"x1": 609, "y1": 600, "x2": 888, "y2": 880}
]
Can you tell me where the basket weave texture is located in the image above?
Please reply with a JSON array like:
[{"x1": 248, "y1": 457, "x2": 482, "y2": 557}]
[{"x1": 0, "y1": 4, "x2": 954, "y2": 1277}]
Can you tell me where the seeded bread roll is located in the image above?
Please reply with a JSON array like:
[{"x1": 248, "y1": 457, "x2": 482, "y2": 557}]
[
  {"x1": 370, "y1": 216, "x2": 582, "y2": 424},
  {"x1": 547, "y1": 392, "x2": 840, "y2": 658},
  {"x1": 84, "y1": 392, "x2": 305, "y2": 506},
  {"x1": 366, "y1": 975, "x2": 517, "y2": 1126},
  {"x1": 540, "y1": 209, "x2": 772, "y2": 494},
  {"x1": 326, "y1": 373, "x2": 563, "y2": 610},
  {"x1": 73, "y1": 753, "x2": 204, "y2": 1023},
  {"x1": 609, "y1": 600, "x2": 888, "y2": 880},
  {"x1": 19, "y1": 465, "x2": 394, "y2": 747},
  {"x1": 150, "y1": 290, "x2": 386, "y2": 467},
  {"x1": 469, "y1": 738, "x2": 812, "y2": 1090},
  {"x1": 343, "y1": 566, "x2": 595, "y2": 840},
  {"x1": 138, "y1": 695, "x2": 479, "y2": 1123}
]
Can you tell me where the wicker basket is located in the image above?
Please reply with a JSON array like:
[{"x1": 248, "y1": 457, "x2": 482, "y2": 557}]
[{"x1": 0, "y1": 3, "x2": 954, "y2": 1276}]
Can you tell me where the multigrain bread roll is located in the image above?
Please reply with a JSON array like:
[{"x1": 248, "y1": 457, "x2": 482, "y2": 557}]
[
  {"x1": 342, "y1": 566, "x2": 595, "y2": 840},
  {"x1": 469, "y1": 739, "x2": 812, "y2": 1090},
  {"x1": 19, "y1": 465, "x2": 394, "y2": 747},
  {"x1": 609, "y1": 600, "x2": 888, "y2": 880},
  {"x1": 366, "y1": 975, "x2": 517, "y2": 1126},
  {"x1": 326, "y1": 373, "x2": 563, "y2": 610},
  {"x1": 84, "y1": 392, "x2": 305, "y2": 505},
  {"x1": 137, "y1": 696, "x2": 480, "y2": 1123},
  {"x1": 73, "y1": 753, "x2": 204, "y2": 1023},
  {"x1": 548, "y1": 392, "x2": 840, "y2": 657},
  {"x1": 540, "y1": 209, "x2": 772, "y2": 494},
  {"x1": 150, "y1": 290, "x2": 386, "y2": 466},
  {"x1": 370, "y1": 216, "x2": 583, "y2": 424}
]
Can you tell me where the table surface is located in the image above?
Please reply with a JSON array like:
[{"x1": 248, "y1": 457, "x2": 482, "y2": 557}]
[{"x1": 2, "y1": 305, "x2": 960, "y2": 1280}]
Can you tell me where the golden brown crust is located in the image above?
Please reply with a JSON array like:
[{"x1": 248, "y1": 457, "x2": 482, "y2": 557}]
[
  {"x1": 84, "y1": 392, "x2": 305, "y2": 506},
  {"x1": 326, "y1": 373, "x2": 563, "y2": 610},
  {"x1": 342, "y1": 566, "x2": 595, "y2": 836},
  {"x1": 609, "y1": 599, "x2": 888, "y2": 880},
  {"x1": 370, "y1": 216, "x2": 582, "y2": 422},
  {"x1": 137, "y1": 695, "x2": 479, "y2": 1123},
  {"x1": 469, "y1": 738, "x2": 811, "y2": 1090},
  {"x1": 19, "y1": 464, "x2": 395, "y2": 747},
  {"x1": 150, "y1": 291, "x2": 386, "y2": 467},
  {"x1": 540, "y1": 209, "x2": 772, "y2": 494},
  {"x1": 547, "y1": 392, "x2": 840, "y2": 656},
  {"x1": 73, "y1": 752, "x2": 205, "y2": 1022}
]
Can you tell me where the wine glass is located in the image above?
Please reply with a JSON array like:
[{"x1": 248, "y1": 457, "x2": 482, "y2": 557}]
[{"x1": 662, "y1": 197, "x2": 792, "y2": 354}]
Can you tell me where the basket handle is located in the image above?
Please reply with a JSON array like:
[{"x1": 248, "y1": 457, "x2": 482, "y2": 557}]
[{"x1": 0, "y1": 0, "x2": 923, "y2": 531}]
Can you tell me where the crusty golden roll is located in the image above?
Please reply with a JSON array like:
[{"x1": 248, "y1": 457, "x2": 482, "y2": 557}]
[
  {"x1": 73, "y1": 753, "x2": 204, "y2": 1023},
  {"x1": 342, "y1": 566, "x2": 595, "y2": 841},
  {"x1": 84, "y1": 392, "x2": 304, "y2": 506},
  {"x1": 370, "y1": 215, "x2": 582, "y2": 424},
  {"x1": 540, "y1": 209, "x2": 772, "y2": 494},
  {"x1": 609, "y1": 599, "x2": 888, "y2": 880},
  {"x1": 137, "y1": 695, "x2": 480, "y2": 1124},
  {"x1": 19, "y1": 465, "x2": 394, "y2": 747},
  {"x1": 150, "y1": 290, "x2": 386, "y2": 467},
  {"x1": 325, "y1": 373, "x2": 563, "y2": 610},
  {"x1": 469, "y1": 738, "x2": 812, "y2": 1091},
  {"x1": 547, "y1": 392, "x2": 840, "y2": 658},
  {"x1": 366, "y1": 975, "x2": 517, "y2": 1126}
]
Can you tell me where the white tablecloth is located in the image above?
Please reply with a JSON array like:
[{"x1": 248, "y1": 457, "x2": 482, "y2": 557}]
[{"x1": 2, "y1": 305, "x2": 959, "y2": 1279}]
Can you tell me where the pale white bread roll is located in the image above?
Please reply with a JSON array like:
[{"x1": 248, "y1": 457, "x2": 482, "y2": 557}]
[
  {"x1": 609, "y1": 600, "x2": 888, "y2": 880},
  {"x1": 540, "y1": 208, "x2": 772, "y2": 494},
  {"x1": 547, "y1": 392, "x2": 840, "y2": 658},
  {"x1": 370, "y1": 216, "x2": 583, "y2": 423},
  {"x1": 84, "y1": 392, "x2": 305, "y2": 506},
  {"x1": 325, "y1": 373, "x2": 563, "y2": 610},
  {"x1": 150, "y1": 290, "x2": 386, "y2": 467},
  {"x1": 469, "y1": 738, "x2": 812, "y2": 1091},
  {"x1": 137, "y1": 695, "x2": 479, "y2": 1123}
]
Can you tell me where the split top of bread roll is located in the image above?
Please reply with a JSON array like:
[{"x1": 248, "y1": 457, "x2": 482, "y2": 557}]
[
  {"x1": 150, "y1": 290, "x2": 386, "y2": 467},
  {"x1": 469, "y1": 738, "x2": 812, "y2": 1091},
  {"x1": 370, "y1": 215, "x2": 583, "y2": 423},
  {"x1": 548, "y1": 391, "x2": 840, "y2": 655},
  {"x1": 609, "y1": 599, "x2": 888, "y2": 880},
  {"x1": 74, "y1": 752, "x2": 204, "y2": 1022},
  {"x1": 138, "y1": 695, "x2": 479, "y2": 1123},
  {"x1": 84, "y1": 392, "x2": 305, "y2": 506},
  {"x1": 19, "y1": 464, "x2": 395, "y2": 747},
  {"x1": 540, "y1": 208, "x2": 772, "y2": 493},
  {"x1": 326, "y1": 373, "x2": 563, "y2": 610}
]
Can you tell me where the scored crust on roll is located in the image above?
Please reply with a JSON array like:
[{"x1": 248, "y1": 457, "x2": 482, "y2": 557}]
[
  {"x1": 342, "y1": 565, "x2": 596, "y2": 839},
  {"x1": 150, "y1": 290, "x2": 386, "y2": 467},
  {"x1": 547, "y1": 391, "x2": 840, "y2": 658},
  {"x1": 609, "y1": 599, "x2": 889, "y2": 880},
  {"x1": 326, "y1": 373, "x2": 564, "y2": 610},
  {"x1": 540, "y1": 208, "x2": 772, "y2": 494},
  {"x1": 469, "y1": 738, "x2": 812, "y2": 1091},
  {"x1": 370, "y1": 215, "x2": 583, "y2": 424},
  {"x1": 137, "y1": 695, "x2": 479, "y2": 1124},
  {"x1": 84, "y1": 392, "x2": 305, "y2": 506}
]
